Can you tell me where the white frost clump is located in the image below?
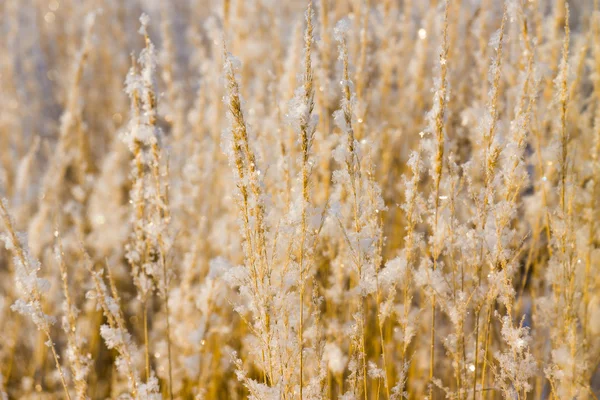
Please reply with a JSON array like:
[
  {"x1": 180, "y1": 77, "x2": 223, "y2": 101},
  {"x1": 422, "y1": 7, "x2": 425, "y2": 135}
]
[
  {"x1": 286, "y1": 87, "x2": 318, "y2": 135},
  {"x1": 495, "y1": 315, "x2": 536, "y2": 398},
  {"x1": 378, "y1": 255, "x2": 407, "y2": 289},
  {"x1": 333, "y1": 19, "x2": 351, "y2": 43},
  {"x1": 367, "y1": 361, "x2": 385, "y2": 379},
  {"x1": 323, "y1": 342, "x2": 348, "y2": 375},
  {"x1": 138, "y1": 13, "x2": 150, "y2": 36},
  {"x1": 136, "y1": 375, "x2": 162, "y2": 400},
  {"x1": 1, "y1": 199, "x2": 56, "y2": 332},
  {"x1": 100, "y1": 324, "x2": 132, "y2": 350}
]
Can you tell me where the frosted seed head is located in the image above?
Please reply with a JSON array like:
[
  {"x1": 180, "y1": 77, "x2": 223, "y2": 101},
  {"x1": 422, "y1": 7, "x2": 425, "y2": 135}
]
[
  {"x1": 139, "y1": 13, "x2": 150, "y2": 36},
  {"x1": 334, "y1": 19, "x2": 350, "y2": 42}
]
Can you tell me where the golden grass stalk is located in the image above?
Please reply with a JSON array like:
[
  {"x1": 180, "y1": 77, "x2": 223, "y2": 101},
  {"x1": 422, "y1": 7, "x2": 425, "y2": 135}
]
[{"x1": 0, "y1": 199, "x2": 72, "y2": 400}]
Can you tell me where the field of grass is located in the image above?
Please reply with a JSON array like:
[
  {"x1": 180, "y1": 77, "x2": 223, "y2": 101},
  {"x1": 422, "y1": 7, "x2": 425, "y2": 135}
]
[{"x1": 0, "y1": 0, "x2": 599, "y2": 398}]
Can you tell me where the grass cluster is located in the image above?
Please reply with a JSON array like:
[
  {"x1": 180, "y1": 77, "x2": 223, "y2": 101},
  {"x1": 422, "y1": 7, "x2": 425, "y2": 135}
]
[{"x1": 0, "y1": 0, "x2": 599, "y2": 399}]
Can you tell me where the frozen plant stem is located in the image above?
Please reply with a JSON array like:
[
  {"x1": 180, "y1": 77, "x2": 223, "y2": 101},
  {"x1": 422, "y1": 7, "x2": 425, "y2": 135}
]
[
  {"x1": 584, "y1": 0, "x2": 600, "y2": 345},
  {"x1": 336, "y1": 24, "x2": 370, "y2": 400},
  {"x1": 473, "y1": 4, "x2": 508, "y2": 398},
  {"x1": 125, "y1": 51, "x2": 152, "y2": 383},
  {"x1": 0, "y1": 200, "x2": 72, "y2": 400},
  {"x1": 429, "y1": 1, "x2": 450, "y2": 398},
  {"x1": 223, "y1": 38, "x2": 276, "y2": 388},
  {"x1": 143, "y1": 23, "x2": 174, "y2": 398},
  {"x1": 55, "y1": 228, "x2": 89, "y2": 399},
  {"x1": 84, "y1": 250, "x2": 139, "y2": 397},
  {"x1": 558, "y1": 4, "x2": 570, "y2": 221},
  {"x1": 298, "y1": 1, "x2": 316, "y2": 398}
]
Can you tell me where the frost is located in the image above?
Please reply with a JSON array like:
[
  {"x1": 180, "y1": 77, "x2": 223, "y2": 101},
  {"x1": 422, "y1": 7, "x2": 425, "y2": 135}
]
[
  {"x1": 368, "y1": 361, "x2": 385, "y2": 379},
  {"x1": 333, "y1": 109, "x2": 349, "y2": 133},
  {"x1": 333, "y1": 19, "x2": 351, "y2": 42},
  {"x1": 489, "y1": 28, "x2": 503, "y2": 49},
  {"x1": 138, "y1": 13, "x2": 150, "y2": 35},
  {"x1": 0, "y1": 3, "x2": 597, "y2": 399},
  {"x1": 100, "y1": 324, "x2": 128, "y2": 349},
  {"x1": 323, "y1": 342, "x2": 347, "y2": 374},
  {"x1": 209, "y1": 256, "x2": 231, "y2": 279},
  {"x1": 378, "y1": 256, "x2": 407, "y2": 288}
]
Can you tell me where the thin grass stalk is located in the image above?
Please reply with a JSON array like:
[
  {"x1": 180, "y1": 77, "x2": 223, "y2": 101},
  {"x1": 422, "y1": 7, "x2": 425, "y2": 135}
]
[
  {"x1": 298, "y1": 1, "x2": 316, "y2": 397},
  {"x1": 0, "y1": 200, "x2": 73, "y2": 400}
]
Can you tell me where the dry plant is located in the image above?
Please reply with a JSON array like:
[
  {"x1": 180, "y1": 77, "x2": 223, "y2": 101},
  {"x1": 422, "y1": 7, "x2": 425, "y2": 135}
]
[{"x1": 0, "y1": 0, "x2": 599, "y2": 399}]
